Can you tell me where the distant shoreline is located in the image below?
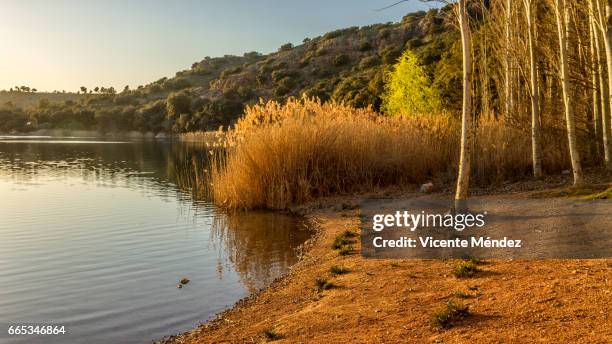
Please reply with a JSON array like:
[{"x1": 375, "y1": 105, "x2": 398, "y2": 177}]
[{"x1": 0, "y1": 129, "x2": 176, "y2": 140}]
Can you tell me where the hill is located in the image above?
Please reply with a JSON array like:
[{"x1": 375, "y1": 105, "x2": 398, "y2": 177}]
[
  {"x1": 0, "y1": 7, "x2": 461, "y2": 134},
  {"x1": 0, "y1": 91, "x2": 83, "y2": 109}
]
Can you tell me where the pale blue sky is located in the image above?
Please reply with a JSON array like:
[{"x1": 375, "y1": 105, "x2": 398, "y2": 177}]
[{"x1": 0, "y1": 0, "x2": 437, "y2": 92}]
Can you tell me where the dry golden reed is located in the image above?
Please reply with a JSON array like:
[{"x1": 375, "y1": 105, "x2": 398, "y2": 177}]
[{"x1": 210, "y1": 97, "x2": 567, "y2": 210}]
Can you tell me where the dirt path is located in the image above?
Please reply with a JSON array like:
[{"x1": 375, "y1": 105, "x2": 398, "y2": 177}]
[{"x1": 163, "y1": 193, "x2": 611, "y2": 344}]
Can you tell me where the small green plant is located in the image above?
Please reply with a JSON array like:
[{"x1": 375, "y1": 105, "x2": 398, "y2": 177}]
[
  {"x1": 332, "y1": 230, "x2": 357, "y2": 249},
  {"x1": 338, "y1": 244, "x2": 353, "y2": 256},
  {"x1": 330, "y1": 265, "x2": 350, "y2": 275},
  {"x1": 452, "y1": 291, "x2": 471, "y2": 299},
  {"x1": 453, "y1": 261, "x2": 480, "y2": 278},
  {"x1": 332, "y1": 236, "x2": 348, "y2": 249},
  {"x1": 466, "y1": 257, "x2": 484, "y2": 265},
  {"x1": 431, "y1": 300, "x2": 470, "y2": 329},
  {"x1": 263, "y1": 328, "x2": 281, "y2": 340},
  {"x1": 315, "y1": 276, "x2": 335, "y2": 290},
  {"x1": 341, "y1": 230, "x2": 358, "y2": 238},
  {"x1": 469, "y1": 257, "x2": 481, "y2": 265}
]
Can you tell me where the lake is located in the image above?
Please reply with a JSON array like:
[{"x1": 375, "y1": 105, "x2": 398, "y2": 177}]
[{"x1": 0, "y1": 137, "x2": 312, "y2": 344}]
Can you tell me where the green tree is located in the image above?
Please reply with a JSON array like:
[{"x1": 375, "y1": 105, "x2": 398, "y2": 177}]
[
  {"x1": 166, "y1": 92, "x2": 192, "y2": 119},
  {"x1": 382, "y1": 50, "x2": 441, "y2": 116}
]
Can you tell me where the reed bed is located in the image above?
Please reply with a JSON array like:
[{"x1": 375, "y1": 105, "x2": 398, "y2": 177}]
[
  {"x1": 210, "y1": 98, "x2": 568, "y2": 210},
  {"x1": 179, "y1": 131, "x2": 220, "y2": 143}
]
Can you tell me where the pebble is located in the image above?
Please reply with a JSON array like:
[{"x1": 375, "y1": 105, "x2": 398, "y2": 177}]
[{"x1": 420, "y1": 182, "x2": 435, "y2": 193}]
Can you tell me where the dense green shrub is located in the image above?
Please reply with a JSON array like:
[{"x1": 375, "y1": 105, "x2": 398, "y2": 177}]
[
  {"x1": 260, "y1": 64, "x2": 272, "y2": 74},
  {"x1": 166, "y1": 92, "x2": 192, "y2": 119},
  {"x1": 279, "y1": 43, "x2": 293, "y2": 52},
  {"x1": 358, "y1": 56, "x2": 380, "y2": 69},
  {"x1": 275, "y1": 85, "x2": 290, "y2": 97},
  {"x1": 324, "y1": 30, "x2": 342, "y2": 40},
  {"x1": 359, "y1": 40, "x2": 373, "y2": 51},
  {"x1": 220, "y1": 66, "x2": 242, "y2": 78},
  {"x1": 0, "y1": 108, "x2": 29, "y2": 132},
  {"x1": 163, "y1": 77, "x2": 191, "y2": 91},
  {"x1": 278, "y1": 76, "x2": 296, "y2": 90},
  {"x1": 405, "y1": 38, "x2": 423, "y2": 49},
  {"x1": 114, "y1": 93, "x2": 138, "y2": 105},
  {"x1": 333, "y1": 54, "x2": 350, "y2": 66},
  {"x1": 271, "y1": 69, "x2": 299, "y2": 82},
  {"x1": 298, "y1": 58, "x2": 310, "y2": 67},
  {"x1": 379, "y1": 28, "x2": 391, "y2": 39},
  {"x1": 148, "y1": 83, "x2": 162, "y2": 94},
  {"x1": 382, "y1": 46, "x2": 403, "y2": 64},
  {"x1": 256, "y1": 73, "x2": 268, "y2": 85}
]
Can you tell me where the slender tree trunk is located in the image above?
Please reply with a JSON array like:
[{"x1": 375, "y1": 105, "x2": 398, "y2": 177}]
[
  {"x1": 596, "y1": 0, "x2": 612, "y2": 169},
  {"x1": 555, "y1": 0, "x2": 584, "y2": 185},
  {"x1": 455, "y1": 0, "x2": 473, "y2": 210},
  {"x1": 594, "y1": 7, "x2": 611, "y2": 163},
  {"x1": 524, "y1": 0, "x2": 542, "y2": 178},
  {"x1": 590, "y1": 4, "x2": 603, "y2": 160},
  {"x1": 505, "y1": 0, "x2": 513, "y2": 118},
  {"x1": 481, "y1": 36, "x2": 490, "y2": 117},
  {"x1": 602, "y1": 0, "x2": 612, "y2": 169}
]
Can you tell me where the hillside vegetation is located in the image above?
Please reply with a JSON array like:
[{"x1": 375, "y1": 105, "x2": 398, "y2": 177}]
[
  {"x1": 0, "y1": 91, "x2": 84, "y2": 110},
  {"x1": 0, "y1": 8, "x2": 461, "y2": 134}
]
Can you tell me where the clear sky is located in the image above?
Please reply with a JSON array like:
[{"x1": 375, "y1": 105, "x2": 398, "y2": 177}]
[{"x1": 0, "y1": 0, "x2": 438, "y2": 92}]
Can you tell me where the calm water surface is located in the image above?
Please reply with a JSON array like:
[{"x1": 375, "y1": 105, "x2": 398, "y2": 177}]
[{"x1": 0, "y1": 137, "x2": 312, "y2": 344}]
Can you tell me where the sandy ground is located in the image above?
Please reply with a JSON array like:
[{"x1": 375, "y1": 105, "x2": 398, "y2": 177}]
[{"x1": 162, "y1": 188, "x2": 612, "y2": 344}]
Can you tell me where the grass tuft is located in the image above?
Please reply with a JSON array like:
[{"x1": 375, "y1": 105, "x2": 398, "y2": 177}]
[
  {"x1": 332, "y1": 230, "x2": 358, "y2": 249},
  {"x1": 315, "y1": 276, "x2": 335, "y2": 290},
  {"x1": 338, "y1": 245, "x2": 354, "y2": 256},
  {"x1": 341, "y1": 229, "x2": 358, "y2": 238},
  {"x1": 332, "y1": 230, "x2": 357, "y2": 255},
  {"x1": 431, "y1": 300, "x2": 471, "y2": 329},
  {"x1": 332, "y1": 235, "x2": 349, "y2": 250},
  {"x1": 451, "y1": 291, "x2": 472, "y2": 299},
  {"x1": 467, "y1": 257, "x2": 485, "y2": 265},
  {"x1": 330, "y1": 265, "x2": 350, "y2": 275},
  {"x1": 263, "y1": 328, "x2": 281, "y2": 341},
  {"x1": 452, "y1": 261, "x2": 481, "y2": 278}
]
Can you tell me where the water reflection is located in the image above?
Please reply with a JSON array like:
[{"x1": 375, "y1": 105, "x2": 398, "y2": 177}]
[
  {"x1": 0, "y1": 138, "x2": 311, "y2": 344},
  {"x1": 211, "y1": 212, "x2": 311, "y2": 292}
]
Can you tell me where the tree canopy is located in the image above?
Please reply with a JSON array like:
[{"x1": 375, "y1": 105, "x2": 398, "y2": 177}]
[{"x1": 382, "y1": 50, "x2": 441, "y2": 116}]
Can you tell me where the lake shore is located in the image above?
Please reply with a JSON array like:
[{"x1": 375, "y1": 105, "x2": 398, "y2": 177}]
[{"x1": 161, "y1": 176, "x2": 611, "y2": 344}]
